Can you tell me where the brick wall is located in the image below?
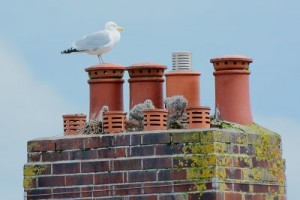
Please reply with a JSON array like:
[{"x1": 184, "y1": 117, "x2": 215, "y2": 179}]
[{"x1": 24, "y1": 124, "x2": 286, "y2": 200}]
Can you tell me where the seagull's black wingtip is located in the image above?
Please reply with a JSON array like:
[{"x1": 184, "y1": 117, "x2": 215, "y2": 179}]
[{"x1": 61, "y1": 47, "x2": 81, "y2": 54}]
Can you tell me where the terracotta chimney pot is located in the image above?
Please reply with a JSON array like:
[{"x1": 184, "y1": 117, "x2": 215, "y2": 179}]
[
  {"x1": 165, "y1": 52, "x2": 201, "y2": 107},
  {"x1": 127, "y1": 63, "x2": 167, "y2": 109},
  {"x1": 63, "y1": 114, "x2": 87, "y2": 135},
  {"x1": 211, "y1": 55, "x2": 253, "y2": 124},
  {"x1": 144, "y1": 109, "x2": 168, "y2": 131},
  {"x1": 187, "y1": 107, "x2": 210, "y2": 129},
  {"x1": 102, "y1": 111, "x2": 127, "y2": 133},
  {"x1": 165, "y1": 71, "x2": 201, "y2": 107},
  {"x1": 85, "y1": 63, "x2": 125, "y2": 118}
]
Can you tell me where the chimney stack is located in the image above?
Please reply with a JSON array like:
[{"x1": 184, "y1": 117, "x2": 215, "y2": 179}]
[
  {"x1": 210, "y1": 55, "x2": 253, "y2": 124},
  {"x1": 85, "y1": 63, "x2": 125, "y2": 119}
]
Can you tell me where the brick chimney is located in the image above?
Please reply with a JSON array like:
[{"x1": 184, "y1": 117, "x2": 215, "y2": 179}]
[
  {"x1": 85, "y1": 63, "x2": 125, "y2": 118},
  {"x1": 126, "y1": 63, "x2": 167, "y2": 109},
  {"x1": 210, "y1": 55, "x2": 253, "y2": 124}
]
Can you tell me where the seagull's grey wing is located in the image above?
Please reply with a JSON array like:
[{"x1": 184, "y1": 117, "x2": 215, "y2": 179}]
[{"x1": 74, "y1": 30, "x2": 111, "y2": 50}]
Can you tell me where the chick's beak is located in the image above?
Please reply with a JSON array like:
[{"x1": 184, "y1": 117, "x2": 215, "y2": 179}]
[{"x1": 117, "y1": 26, "x2": 124, "y2": 31}]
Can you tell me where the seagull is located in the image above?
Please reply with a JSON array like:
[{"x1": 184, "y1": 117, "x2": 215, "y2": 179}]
[{"x1": 61, "y1": 21, "x2": 123, "y2": 63}]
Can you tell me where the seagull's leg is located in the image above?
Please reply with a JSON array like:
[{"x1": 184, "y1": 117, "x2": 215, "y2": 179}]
[{"x1": 97, "y1": 54, "x2": 104, "y2": 64}]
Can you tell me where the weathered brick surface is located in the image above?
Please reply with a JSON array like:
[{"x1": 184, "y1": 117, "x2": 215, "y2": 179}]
[{"x1": 24, "y1": 128, "x2": 286, "y2": 200}]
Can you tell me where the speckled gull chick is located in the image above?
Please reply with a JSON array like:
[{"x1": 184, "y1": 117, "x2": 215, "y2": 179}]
[{"x1": 61, "y1": 21, "x2": 123, "y2": 63}]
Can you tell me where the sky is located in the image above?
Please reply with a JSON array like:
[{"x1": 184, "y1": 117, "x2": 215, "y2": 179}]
[{"x1": 0, "y1": 0, "x2": 299, "y2": 199}]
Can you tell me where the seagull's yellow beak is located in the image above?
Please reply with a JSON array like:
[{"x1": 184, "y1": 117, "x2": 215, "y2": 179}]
[{"x1": 117, "y1": 26, "x2": 124, "y2": 31}]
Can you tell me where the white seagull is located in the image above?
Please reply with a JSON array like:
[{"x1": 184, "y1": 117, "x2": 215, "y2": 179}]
[{"x1": 61, "y1": 21, "x2": 123, "y2": 63}]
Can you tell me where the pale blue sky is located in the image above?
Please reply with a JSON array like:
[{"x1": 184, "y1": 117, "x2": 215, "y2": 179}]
[{"x1": 0, "y1": 0, "x2": 299, "y2": 199}]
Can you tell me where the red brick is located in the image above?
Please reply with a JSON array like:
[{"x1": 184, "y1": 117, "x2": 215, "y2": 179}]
[
  {"x1": 53, "y1": 187, "x2": 81, "y2": 199},
  {"x1": 245, "y1": 194, "x2": 264, "y2": 200},
  {"x1": 128, "y1": 146, "x2": 154, "y2": 157},
  {"x1": 155, "y1": 144, "x2": 183, "y2": 155},
  {"x1": 94, "y1": 172, "x2": 125, "y2": 184},
  {"x1": 114, "y1": 183, "x2": 142, "y2": 195},
  {"x1": 98, "y1": 148, "x2": 114, "y2": 159},
  {"x1": 240, "y1": 145, "x2": 248, "y2": 154},
  {"x1": 247, "y1": 144, "x2": 255, "y2": 155},
  {"x1": 239, "y1": 157, "x2": 251, "y2": 167},
  {"x1": 38, "y1": 176, "x2": 65, "y2": 187},
  {"x1": 115, "y1": 134, "x2": 131, "y2": 146},
  {"x1": 42, "y1": 151, "x2": 69, "y2": 162},
  {"x1": 115, "y1": 147, "x2": 127, "y2": 158},
  {"x1": 269, "y1": 185, "x2": 280, "y2": 193},
  {"x1": 144, "y1": 182, "x2": 172, "y2": 194},
  {"x1": 236, "y1": 183, "x2": 250, "y2": 192},
  {"x1": 26, "y1": 189, "x2": 52, "y2": 200},
  {"x1": 129, "y1": 195, "x2": 157, "y2": 200},
  {"x1": 224, "y1": 192, "x2": 242, "y2": 200},
  {"x1": 131, "y1": 134, "x2": 142, "y2": 145},
  {"x1": 143, "y1": 157, "x2": 172, "y2": 169},
  {"x1": 158, "y1": 169, "x2": 186, "y2": 181},
  {"x1": 226, "y1": 168, "x2": 242, "y2": 179},
  {"x1": 252, "y1": 157, "x2": 269, "y2": 168},
  {"x1": 159, "y1": 194, "x2": 186, "y2": 200},
  {"x1": 113, "y1": 159, "x2": 142, "y2": 171},
  {"x1": 66, "y1": 174, "x2": 93, "y2": 186},
  {"x1": 28, "y1": 140, "x2": 55, "y2": 152},
  {"x1": 253, "y1": 184, "x2": 269, "y2": 193},
  {"x1": 128, "y1": 170, "x2": 156, "y2": 182},
  {"x1": 53, "y1": 162, "x2": 80, "y2": 174},
  {"x1": 233, "y1": 145, "x2": 239, "y2": 154},
  {"x1": 55, "y1": 138, "x2": 84, "y2": 151},
  {"x1": 69, "y1": 149, "x2": 98, "y2": 160},
  {"x1": 81, "y1": 185, "x2": 111, "y2": 197},
  {"x1": 188, "y1": 192, "x2": 201, "y2": 200},
  {"x1": 142, "y1": 133, "x2": 171, "y2": 145},
  {"x1": 28, "y1": 153, "x2": 41, "y2": 162},
  {"x1": 174, "y1": 181, "x2": 194, "y2": 192},
  {"x1": 173, "y1": 156, "x2": 193, "y2": 168},
  {"x1": 84, "y1": 135, "x2": 114, "y2": 148},
  {"x1": 81, "y1": 161, "x2": 110, "y2": 173}
]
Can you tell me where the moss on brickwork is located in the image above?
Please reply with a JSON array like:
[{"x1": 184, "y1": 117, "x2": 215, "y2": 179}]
[
  {"x1": 174, "y1": 122, "x2": 285, "y2": 197},
  {"x1": 23, "y1": 164, "x2": 46, "y2": 189}
]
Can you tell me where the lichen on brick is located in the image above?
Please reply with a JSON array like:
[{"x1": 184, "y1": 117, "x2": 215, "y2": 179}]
[{"x1": 23, "y1": 164, "x2": 47, "y2": 189}]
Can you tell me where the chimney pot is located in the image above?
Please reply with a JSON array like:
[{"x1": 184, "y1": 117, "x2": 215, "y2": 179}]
[{"x1": 211, "y1": 55, "x2": 253, "y2": 124}]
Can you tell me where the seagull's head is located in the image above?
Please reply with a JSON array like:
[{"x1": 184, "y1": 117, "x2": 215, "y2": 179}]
[{"x1": 105, "y1": 21, "x2": 124, "y2": 31}]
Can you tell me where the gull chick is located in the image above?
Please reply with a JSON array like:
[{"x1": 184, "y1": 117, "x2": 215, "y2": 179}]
[{"x1": 61, "y1": 21, "x2": 123, "y2": 63}]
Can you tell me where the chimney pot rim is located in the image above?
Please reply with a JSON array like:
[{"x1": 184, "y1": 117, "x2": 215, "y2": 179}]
[
  {"x1": 63, "y1": 113, "x2": 87, "y2": 118},
  {"x1": 85, "y1": 63, "x2": 125, "y2": 71},
  {"x1": 210, "y1": 55, "x2": 253, "y2": 63},
  {"x1": 127, "y1": 62, "x2": 167, "y2": 70}
]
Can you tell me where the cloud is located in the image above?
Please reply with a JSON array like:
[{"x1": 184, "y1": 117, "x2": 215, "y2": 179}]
[
  {"x1": 255, "y1": 115, "x2": 300, "y2": 199},
  {"x1": 0, "y1": 40, "x2": 76, "y2": 199}
]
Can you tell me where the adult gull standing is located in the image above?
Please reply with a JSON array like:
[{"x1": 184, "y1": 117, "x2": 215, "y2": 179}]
[{"x1": 61, "y1": 21, "x2": 123, "y2": 63}]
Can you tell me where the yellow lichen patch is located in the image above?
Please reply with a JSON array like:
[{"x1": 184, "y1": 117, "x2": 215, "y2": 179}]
[
  {"x1": 214, "y1": 142, "x2": 226, "y2": 153},
  {"x1": 24, "y1": 164, "x2": 46, "y2": 177},
  {"x1": 23, "y1": 177, "x2": 35, "y2": 189},
  {"x1": 183, "y1": 143, "x2": 214, "y2": 155},
  {"x1": 219, "y1": 183, "x2": 228, "y2": 191},
  {"x1": 216, "y1": 167, "x2": 226, "y2": 179},
  {"x1": 27, "y1": 142, "x2": 39, "y2": 152}
]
